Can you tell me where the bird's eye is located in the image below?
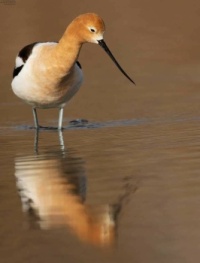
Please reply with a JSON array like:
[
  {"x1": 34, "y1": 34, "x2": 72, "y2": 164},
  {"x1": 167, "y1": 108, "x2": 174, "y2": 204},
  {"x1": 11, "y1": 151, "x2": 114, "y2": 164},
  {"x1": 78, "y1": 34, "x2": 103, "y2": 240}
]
[{"x1": 90, "y1": 28, "x2": 96, "y2": 33}]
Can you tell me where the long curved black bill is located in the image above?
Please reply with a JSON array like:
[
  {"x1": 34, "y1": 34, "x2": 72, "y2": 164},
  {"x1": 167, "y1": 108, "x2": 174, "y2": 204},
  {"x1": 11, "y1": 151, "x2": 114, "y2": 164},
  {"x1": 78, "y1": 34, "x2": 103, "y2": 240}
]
[{"x1": 98, "y1": 39, "x2": 135, "y2": 85}]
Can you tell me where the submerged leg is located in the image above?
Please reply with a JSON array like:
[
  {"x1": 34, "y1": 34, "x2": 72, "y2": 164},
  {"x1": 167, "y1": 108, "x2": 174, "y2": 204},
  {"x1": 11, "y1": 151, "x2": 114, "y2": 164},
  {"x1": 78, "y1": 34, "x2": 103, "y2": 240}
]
[
  {"x1": 32, "y1": 108, "x2": 39, "y2": 129},
  {"x1": 58, "y1": 108, "x2": 64, "y2": 130}
]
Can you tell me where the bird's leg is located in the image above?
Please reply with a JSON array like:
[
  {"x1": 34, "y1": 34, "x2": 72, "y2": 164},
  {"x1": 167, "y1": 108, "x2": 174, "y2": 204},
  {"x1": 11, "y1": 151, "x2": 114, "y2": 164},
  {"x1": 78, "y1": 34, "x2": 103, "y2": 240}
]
[
  {"x1": 32, "y1": 107, "x2": 39, "y2": 129},
  {"x1": 58, "y1": 108, "x2": 64, "y2": 130}
]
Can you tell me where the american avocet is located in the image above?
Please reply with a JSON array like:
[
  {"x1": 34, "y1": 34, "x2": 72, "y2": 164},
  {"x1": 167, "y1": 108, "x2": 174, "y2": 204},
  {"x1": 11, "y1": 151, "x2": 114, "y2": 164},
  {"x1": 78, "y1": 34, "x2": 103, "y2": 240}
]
[{"x1": 12, "y1": 13, "x2": 134, "y2": 130}]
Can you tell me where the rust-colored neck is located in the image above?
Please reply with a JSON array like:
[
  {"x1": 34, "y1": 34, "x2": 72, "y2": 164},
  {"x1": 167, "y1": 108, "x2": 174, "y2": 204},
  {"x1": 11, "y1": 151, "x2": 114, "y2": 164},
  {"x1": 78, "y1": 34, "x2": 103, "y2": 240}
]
[{"x1": 54, "y1": 23, "x2": 83, "y2": 74}]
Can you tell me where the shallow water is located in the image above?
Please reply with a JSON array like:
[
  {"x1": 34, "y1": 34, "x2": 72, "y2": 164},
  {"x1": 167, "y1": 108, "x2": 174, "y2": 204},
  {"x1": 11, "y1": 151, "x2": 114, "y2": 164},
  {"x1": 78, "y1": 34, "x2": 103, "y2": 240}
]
[{"x1": 1, "y1": 1, "x2": 200, "y2": 263}]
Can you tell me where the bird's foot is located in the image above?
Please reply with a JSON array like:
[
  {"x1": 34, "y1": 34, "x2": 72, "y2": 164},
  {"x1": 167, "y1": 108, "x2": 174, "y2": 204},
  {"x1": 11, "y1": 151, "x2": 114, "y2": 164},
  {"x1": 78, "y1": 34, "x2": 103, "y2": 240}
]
[{"x1": 35, "y1": 125, "x2": 58, "y2": 130}]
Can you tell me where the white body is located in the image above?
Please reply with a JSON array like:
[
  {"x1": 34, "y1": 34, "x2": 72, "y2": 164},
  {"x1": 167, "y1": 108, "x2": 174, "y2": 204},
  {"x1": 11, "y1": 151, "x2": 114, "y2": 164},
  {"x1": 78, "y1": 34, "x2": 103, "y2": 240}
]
[{"x1": 12, "y1": 43, "x2": 83, "y2": 109}]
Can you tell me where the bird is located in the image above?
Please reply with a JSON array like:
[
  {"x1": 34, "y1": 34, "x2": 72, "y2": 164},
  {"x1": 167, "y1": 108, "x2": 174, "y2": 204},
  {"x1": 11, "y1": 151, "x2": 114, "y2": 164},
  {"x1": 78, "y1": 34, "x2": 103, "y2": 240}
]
[{"x1": 12, "y1": 13, "x2": 135, "y2": 130}]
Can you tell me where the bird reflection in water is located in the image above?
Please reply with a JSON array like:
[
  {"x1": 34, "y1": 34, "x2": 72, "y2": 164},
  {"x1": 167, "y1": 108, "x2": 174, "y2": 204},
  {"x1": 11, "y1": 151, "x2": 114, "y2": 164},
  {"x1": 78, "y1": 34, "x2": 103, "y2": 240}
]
[{"x1": 15, "y1": 131, "x2": 120, "y2": 246}]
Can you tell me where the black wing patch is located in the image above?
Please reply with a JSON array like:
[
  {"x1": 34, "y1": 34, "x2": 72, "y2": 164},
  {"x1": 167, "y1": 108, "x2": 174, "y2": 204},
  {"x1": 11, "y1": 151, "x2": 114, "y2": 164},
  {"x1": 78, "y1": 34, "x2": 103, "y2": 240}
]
[
  {"x1": 18, "y1": 42, "x2": 39, "y2": 63},
  {"x1": 12, "y1": 42, "x2": 39, "y2": 79},
  {"x1": 76, "y1": 61, "x2": 82, "y2": 69},
  {"x1": 13, "y1": 65, "x2": 24, "y2": 78}
]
